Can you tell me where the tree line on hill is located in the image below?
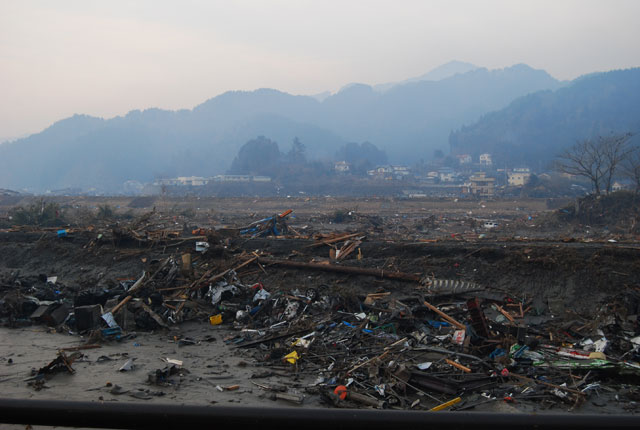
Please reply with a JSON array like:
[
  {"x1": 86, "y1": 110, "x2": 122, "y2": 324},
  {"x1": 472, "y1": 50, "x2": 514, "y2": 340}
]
[{"x1": 227, "y1": 136, "x2": 388, "y2": 181}]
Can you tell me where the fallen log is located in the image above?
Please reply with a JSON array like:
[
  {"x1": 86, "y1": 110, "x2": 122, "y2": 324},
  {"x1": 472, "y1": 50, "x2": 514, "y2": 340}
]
[{"x1": 257, "y1": 257, "x2": 420, "y2": 282}]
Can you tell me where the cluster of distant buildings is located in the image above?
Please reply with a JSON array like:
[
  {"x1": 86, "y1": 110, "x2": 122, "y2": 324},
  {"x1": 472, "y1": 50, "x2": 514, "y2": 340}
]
[
  {"x1": 143, "y1": 153, "x2": 525, "y2": 198},
  {"x1": 333, "y1": 161, "x2": 411, "y2": 179},
  {"x1": 425, "y1": 168, "x2": 532, "y2": 198},
  {"x1": 333, "y1": 153, "x2": 535, "y2": 198},
  {"x1": 455, "y1": 153, "x2": 494, "y2": 166},
  {"x1": 116, "y1": 152, "x2": 629, "y2": 198}
]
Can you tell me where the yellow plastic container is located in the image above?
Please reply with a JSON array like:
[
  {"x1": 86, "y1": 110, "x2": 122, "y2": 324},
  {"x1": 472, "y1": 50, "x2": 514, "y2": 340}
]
[{"x1": 284, "y1": 351, "x2": 299, "y2": 364}]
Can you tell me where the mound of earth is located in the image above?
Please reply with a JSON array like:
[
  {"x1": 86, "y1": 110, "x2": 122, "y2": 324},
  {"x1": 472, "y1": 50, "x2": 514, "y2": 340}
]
[{"x1": 549, "y1": 191, "x2": 640, "y2": 234}]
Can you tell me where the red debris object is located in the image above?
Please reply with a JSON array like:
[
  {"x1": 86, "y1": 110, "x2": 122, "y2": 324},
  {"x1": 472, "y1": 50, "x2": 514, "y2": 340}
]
[{"x1": 334, "y1": 385, "x2": 348, "y2": 400}]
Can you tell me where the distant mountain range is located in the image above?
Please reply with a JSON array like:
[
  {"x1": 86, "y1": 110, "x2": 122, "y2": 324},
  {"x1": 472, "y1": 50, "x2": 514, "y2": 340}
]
[
  {"x1": 2, "y1": 61, "x2": 637, "y2": 193},
  {"x1": 449, "y1": 68, "x2": 640, "y2": 168}
]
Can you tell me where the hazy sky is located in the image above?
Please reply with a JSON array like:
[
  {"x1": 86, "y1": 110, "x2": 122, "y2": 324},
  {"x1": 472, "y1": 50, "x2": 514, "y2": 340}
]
[{"x1": 1, "y1": 0, "x2": 639, "y2": 140}]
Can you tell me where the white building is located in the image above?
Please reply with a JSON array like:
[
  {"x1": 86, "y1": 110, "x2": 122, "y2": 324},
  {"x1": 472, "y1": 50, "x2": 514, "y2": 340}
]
[
  {"x1": 612, "y1": 181, "x2": 630, "y2": 192},
  {"x1": 479, "y1": 153, "x2": 492, "y2": 166},
  {"x1": 177, "y1": 176, "x2": 209, "y2": 186},
  {"x1": 212, "y1": 175, "x2": 251, "y2": 182},
  {"x1": 457, "y1": 154, "x2": 472, "y2": 165},
  {"x1": 367, "y1": 165, "x2": 393, "y2": 179},
  {"x1": 507, "y1": 168, "x2": 531, "y2": 186},
  {"x1": 334, "y1": 161, "x2": 351, "y2": 172},
  {"x1": 438, "y1": 167, "x2": 456, "y2": 182},
  {"x1": 392, "y1": 165, "x2": 410, "y2": 176}
]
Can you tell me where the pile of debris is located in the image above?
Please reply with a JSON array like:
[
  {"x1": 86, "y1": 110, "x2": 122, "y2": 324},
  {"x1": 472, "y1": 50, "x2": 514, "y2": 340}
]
[{"x1": 219, "y1": 280, "x2": 640, "y2": 411}]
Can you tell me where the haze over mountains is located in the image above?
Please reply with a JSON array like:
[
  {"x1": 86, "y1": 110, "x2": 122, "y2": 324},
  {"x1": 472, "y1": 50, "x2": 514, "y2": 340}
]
[{"x1": 0, "y1": 61, "x2": 638, "y2": 193}]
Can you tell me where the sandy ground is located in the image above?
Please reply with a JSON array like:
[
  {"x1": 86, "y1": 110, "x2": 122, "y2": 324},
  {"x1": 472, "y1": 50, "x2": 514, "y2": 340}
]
[{"x1": 0, "y1": 321, "x2": 323, "y2": 409}]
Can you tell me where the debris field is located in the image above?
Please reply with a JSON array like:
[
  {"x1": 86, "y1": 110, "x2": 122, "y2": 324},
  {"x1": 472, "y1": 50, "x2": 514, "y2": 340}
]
[{"x1": 1, "y1": 200, "x2": 640, "y2": 414}]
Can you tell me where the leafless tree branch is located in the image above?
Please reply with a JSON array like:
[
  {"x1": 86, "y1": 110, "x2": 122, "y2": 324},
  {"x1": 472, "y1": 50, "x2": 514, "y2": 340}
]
[{"x1": 555, "y1": 133, "x2": 634, "y2": 195}]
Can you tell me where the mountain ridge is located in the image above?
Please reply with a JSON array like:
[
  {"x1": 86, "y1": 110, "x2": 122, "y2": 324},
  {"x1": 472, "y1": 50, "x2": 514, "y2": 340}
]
[
  {"x1": 0, "y1": 62, "x2": 601, "y2": 193},
  {"x1": 449, "y1": 67, "x2": 640, "y2": 167}
]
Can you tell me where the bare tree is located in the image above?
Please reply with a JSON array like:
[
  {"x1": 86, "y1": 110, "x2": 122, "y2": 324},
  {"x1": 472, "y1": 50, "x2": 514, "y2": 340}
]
[
  {"x1": 555, "y1": 133, "x2": 633, "y2": 195},
  {"x1": 601, "y1": 133, "x2": 634, "y2": 193},
  {"x1": 621, "y1": 143, "x2": 640, "y2": 193}
]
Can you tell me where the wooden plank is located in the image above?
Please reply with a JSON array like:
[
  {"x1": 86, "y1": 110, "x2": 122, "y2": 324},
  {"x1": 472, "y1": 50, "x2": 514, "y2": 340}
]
[
  {"x1": 423, "y1": 300, "x2": 466, "y2": 329},
  {"x1": 445, "y1": 359, "x2": 471, "y2": 373}
]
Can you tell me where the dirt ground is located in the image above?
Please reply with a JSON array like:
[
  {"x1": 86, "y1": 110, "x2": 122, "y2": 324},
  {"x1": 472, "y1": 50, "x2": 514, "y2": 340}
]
[{"x1": 1, "y1": 196, "x2": 639, "y2": 423}]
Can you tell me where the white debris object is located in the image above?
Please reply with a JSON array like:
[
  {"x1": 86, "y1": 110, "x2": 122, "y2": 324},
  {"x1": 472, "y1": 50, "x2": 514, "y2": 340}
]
[{"x1": 195, "y1": 241, "x2": 210, "y2": 252}]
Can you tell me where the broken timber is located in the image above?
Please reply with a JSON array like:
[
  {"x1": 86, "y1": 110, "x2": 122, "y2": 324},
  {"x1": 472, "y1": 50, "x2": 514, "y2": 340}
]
[
  {"x1": 422, "y1": 300, "x2": 466, "y2": 330},
  {"x1": 304, "y1": 232, "x2": 363, "y2": 248},
  {"x1": 109, "y1": 270, "x2": 147, "y2": 314},
  {"x1": 188, "y1": 256, "x2": 258, "y2": 292}
]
